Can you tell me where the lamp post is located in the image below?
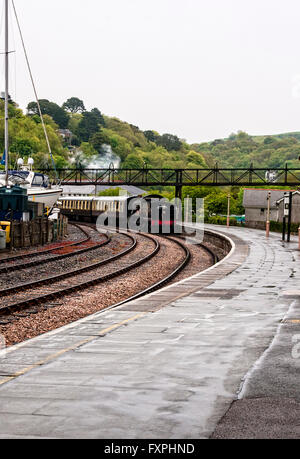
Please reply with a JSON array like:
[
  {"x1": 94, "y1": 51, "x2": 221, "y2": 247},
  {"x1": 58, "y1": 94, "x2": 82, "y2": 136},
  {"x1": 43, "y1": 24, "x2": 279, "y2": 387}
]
[
  {"x1": 266, "y1": 191, "x2": 271, "y2": 238},
  {"x1": 227, "y1": 194, "x2": 231, "y2": 227}
]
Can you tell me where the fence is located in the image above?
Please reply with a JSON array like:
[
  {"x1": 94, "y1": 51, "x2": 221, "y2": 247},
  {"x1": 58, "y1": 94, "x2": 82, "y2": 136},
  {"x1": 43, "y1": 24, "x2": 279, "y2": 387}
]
[{"x1": 9, "y1": 215, "x2": 68, "y2": 249}]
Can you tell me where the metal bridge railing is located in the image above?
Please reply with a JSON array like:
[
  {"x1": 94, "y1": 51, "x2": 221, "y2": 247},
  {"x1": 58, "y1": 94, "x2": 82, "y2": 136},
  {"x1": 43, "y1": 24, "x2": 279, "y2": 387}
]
[{"x1": 38, "y1": 166, "x2": 300, "y2": 187}]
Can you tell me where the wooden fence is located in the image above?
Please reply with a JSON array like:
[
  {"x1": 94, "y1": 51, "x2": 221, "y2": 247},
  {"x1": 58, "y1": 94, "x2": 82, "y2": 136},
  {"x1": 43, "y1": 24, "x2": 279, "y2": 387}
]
[{"x1": 9, "y1": 216, "x2": 68, "y2": 249}]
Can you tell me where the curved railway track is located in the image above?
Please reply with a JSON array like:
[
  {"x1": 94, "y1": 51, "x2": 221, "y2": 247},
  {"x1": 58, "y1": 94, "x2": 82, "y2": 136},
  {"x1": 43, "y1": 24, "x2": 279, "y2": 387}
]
[
  {"x1": 0, "y1": 223, "x2": 111, "y2": 274},
  {"x1": 0, "y1": 224, "x2": 219, "y2": 333},
  {"x1": 110, "y1": 234, "x2": 191, "y2": 308},
  {"x1": 0, "y1": 230, "x2": 160, "y2": 318}
]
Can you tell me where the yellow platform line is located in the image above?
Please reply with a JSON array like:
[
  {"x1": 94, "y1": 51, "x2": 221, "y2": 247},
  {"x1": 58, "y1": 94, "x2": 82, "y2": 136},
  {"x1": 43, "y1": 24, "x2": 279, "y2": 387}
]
[{"x1": 0, "y1": 313, "x2": 146, "y2": 387}]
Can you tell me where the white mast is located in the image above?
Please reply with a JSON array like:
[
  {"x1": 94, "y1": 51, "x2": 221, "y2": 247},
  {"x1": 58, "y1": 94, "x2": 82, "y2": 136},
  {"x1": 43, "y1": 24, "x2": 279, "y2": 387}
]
[{"x1": 4, "y1": 0, "x2": 9, "y2": 187}]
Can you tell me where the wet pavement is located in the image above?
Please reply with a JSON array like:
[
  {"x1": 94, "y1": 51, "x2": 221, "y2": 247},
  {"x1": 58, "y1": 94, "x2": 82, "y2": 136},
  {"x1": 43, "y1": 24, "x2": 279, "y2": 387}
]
[{"x1": 0, "y1": 225, "x2": 299, "y2": 439}]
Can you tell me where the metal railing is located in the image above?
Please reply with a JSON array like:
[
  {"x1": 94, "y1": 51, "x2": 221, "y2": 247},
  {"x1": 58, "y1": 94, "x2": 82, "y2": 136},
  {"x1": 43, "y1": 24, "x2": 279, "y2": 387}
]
[{"x1": 38, "y1": 165, "x2": 300, "y2": 187}]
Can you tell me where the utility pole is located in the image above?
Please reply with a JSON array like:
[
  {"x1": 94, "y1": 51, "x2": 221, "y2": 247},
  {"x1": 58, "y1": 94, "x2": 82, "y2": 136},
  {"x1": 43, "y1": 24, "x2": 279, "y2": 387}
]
[
  {"x1": 287, "y1": 191, "x2": 293, "y2": 242},
  {"x1": 4, "y1": 0, "x2": 9, "y2": 187},
  {"x1": 266, "y1": 191, "x2": 271, "y2": 238}
]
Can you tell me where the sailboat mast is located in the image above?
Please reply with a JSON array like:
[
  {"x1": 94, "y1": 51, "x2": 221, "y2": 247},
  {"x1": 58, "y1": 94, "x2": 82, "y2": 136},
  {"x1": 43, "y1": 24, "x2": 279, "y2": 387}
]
[{"x1": 4, "y1": 0, "x2": 9, "y2": 187}]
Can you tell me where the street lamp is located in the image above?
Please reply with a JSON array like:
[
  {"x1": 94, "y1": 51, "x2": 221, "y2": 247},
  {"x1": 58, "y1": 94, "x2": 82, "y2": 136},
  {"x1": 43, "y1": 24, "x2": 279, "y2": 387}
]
[{"x1": 227, "y1": 194, "x2": 231, "y2": 227}]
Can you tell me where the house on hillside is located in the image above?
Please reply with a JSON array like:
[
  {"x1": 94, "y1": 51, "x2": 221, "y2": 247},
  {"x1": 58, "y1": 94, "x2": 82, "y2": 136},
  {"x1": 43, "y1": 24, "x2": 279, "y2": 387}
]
[
  {"x1": 242, "y1": 188, "x2": 297, "y2": 229},
  {"x1": 58, "y1": 129, "x2": 73, "y2": 144}
]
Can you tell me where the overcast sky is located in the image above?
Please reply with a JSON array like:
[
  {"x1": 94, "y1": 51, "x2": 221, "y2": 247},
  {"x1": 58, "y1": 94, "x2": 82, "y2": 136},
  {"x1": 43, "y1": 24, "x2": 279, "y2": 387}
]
[{"x1": 1, "y1": 0, "x2": 300, "y2": 143}]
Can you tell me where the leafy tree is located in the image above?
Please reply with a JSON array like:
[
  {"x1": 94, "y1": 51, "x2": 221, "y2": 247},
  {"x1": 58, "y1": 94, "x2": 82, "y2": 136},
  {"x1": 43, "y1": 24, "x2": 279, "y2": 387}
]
[
  {"x1": 101, "y1": 128, "x2": 133, "y2": 160},
  {"x1": 10, "y1": 138, "x2": 36, "y2": 156},
  {"x1": 98, "y1": 187, "x2": 123, "y2": 196},
  {"x1": 62, "y1": 97, "x2": 85, "y2": 113},
  {"x1": 90, "y1": 130, "x2": 109, "y2": 153},
  {"x1": 103, "y1": 116, "x2": 148, "y2": 149},
  {"x1": 27, "y1": 99, "x2": 69, "y2": 129},
  {"x1": 186, "y1": 151, "x2": 206, "y2": 167},
  {"x1": 79, "y1": 142, "x2": 98, "y2": 158},
  {"x1": 143, "y1": 130, "x2": 158, "y2": 143},
  {"x1": 204, "y1": 190, "x2": 231, "y2": 215},
  {"x1": 121, "y1": 153, "x2": 144, "y2": 169},
  {"x1": 156, "y1": 133, "x2": 182, "y2": 151},
  {"x1": 76, "y1": 108, "x2": 105, "y2": 142},
  {"x1": 68, "y1": 113, "x2": 82, "y2": 133},
  {"x1": 91, "y1": 108, "x2": 105, "y2": 126}
]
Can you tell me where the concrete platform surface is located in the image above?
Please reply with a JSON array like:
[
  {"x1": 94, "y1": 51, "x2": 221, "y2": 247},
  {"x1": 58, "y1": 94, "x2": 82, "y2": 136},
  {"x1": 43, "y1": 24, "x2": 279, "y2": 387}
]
[{"x1": 0, "y1": 225, "x2": 299, "y2": 439}]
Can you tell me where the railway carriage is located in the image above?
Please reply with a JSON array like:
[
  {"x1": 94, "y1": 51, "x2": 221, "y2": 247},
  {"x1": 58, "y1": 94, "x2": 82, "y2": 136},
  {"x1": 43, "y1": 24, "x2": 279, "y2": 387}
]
[{"x1": 58, "y1": 194, "x2": 180, "y2": 233}]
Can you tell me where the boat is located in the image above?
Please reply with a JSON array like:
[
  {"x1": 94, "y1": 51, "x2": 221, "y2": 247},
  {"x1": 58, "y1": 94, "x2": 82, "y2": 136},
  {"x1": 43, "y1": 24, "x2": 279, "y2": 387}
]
[
  {"x1": 0, "y1": 0, "x2": 62, "y2": 211},
  {"x1": 0, "y1": 161, "x2": 62, "y2": 209}
]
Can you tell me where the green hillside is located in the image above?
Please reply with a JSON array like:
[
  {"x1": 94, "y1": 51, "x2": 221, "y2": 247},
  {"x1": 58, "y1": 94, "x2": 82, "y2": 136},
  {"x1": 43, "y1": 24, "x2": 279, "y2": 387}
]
[
  {"x1": 192, "y1": 131, "x2": 300, "y2": 169},
  {"x1": 1, "y1": 97, "x2": 299, "y2": 218},
  {"x1": 2, "y1": 96, "x2": 300, "y2": 172}
]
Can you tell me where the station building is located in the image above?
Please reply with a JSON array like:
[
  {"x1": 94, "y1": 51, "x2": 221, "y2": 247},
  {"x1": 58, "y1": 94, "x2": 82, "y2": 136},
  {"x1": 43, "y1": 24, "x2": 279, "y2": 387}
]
[
  {"x1": 242, "y1": 188, "x2": 300, "y2": 229},
  {"x1": 275, "y1": 191, "x2": 300, "y2": 223}
]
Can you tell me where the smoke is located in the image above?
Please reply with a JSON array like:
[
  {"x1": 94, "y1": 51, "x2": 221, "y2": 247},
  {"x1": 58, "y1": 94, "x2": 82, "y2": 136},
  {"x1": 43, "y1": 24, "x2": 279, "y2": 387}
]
[{"x1": 71, "y1": 144, "x2": 121, "y2": 169}]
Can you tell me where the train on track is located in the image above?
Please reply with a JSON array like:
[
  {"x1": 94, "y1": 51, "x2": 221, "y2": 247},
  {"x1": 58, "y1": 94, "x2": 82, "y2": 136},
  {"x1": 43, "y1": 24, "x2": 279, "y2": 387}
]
[{"x1": 58, "y1": 194, "x2": 180, "y2": 234}]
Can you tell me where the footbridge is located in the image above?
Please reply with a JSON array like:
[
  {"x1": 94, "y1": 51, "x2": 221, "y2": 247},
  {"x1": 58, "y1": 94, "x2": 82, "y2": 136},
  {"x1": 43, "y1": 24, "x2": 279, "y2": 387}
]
[{"x1": 40, "y1": 166, "x2": 300, "y2": 194}]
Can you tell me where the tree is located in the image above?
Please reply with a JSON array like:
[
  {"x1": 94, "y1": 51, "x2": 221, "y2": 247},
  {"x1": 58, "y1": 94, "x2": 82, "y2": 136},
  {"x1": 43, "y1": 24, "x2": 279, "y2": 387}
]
[
  {"x1": 144, "y1": 130, "x2": 158, "y2": 143},
  {"x1": 62, "y1": 97, "x2": 85, "y2": 113},
  {"x1": 156, "y1": 133, "x2": 182, "y2": 151},
  {"x1": 90, "y1": 130, "x2": 109, "y2": 153},
  {"x1": 27, "y1": 99, "x2": 69, "y2": 129},
  {"x1": 76, "y1": 108, "x2": 105, "y2": 142},
  {"x1": 91, "y1": 108, "x2": 105, "y2": 126},
  {"x1": 121, "y1": 153, "x2": 144, "y2": 169},
  {"x1": 186, "y1": 151, "x2": 206, "y2": 167}
]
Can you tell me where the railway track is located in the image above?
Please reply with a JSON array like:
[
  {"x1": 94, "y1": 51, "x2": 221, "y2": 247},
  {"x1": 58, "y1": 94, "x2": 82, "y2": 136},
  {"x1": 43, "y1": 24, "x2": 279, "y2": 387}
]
[
  {"x1": 0, "y1": 230, "x2": 160, "y2": 320},
  {"x1": 110, "y1": 234, "x2": 191, "y2": 308},
  {"x1": 175, "y1": 233, "x2": 220, "y2": 264},
  {"x1": 0, "y1": 223, "x2": 111, "y2": 274},
  {"x1": 0, "y1": 225, "x2": 218, "y2": 334}
]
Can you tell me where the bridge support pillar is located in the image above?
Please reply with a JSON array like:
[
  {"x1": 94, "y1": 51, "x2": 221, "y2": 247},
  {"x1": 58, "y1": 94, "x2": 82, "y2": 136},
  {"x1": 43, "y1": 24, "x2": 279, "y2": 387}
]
[{"x1": 175, "y1": 185, "x2": 182, "y2": 200}]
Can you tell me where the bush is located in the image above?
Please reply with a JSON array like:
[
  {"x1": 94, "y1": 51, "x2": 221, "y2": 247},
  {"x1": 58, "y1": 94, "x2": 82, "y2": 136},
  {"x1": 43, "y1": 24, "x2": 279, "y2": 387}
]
[{"x1": 270, "y1": 221, "x2": 300, "y2": 234}]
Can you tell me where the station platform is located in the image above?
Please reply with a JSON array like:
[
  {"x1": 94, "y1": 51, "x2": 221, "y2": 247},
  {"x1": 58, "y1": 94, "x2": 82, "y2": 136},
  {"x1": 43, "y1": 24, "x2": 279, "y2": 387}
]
[{"x1": 0, "y1": 225, "x2": 299, "y2": 439}]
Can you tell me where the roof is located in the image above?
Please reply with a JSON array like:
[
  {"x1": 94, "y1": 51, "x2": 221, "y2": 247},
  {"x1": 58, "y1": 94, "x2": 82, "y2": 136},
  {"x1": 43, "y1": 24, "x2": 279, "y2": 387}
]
[
  {"x1": 62, "y1": 185, "x2": 146, "y2": 196},
  {"x1": 276, "y1": 191, "x2": 300, "y2": 204},
  {"x1": 62, "y1": 185, "x2": 95, "y2": 195},
  {"x1": 60, "y1": 196, "x2": 133, "y2": 201},
  {"x1": 243, "y1": 189, "x2": 293, "y2": 208},
  {"x1": 95, "y1": 185, "x2": 146, "y2": 196}
]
